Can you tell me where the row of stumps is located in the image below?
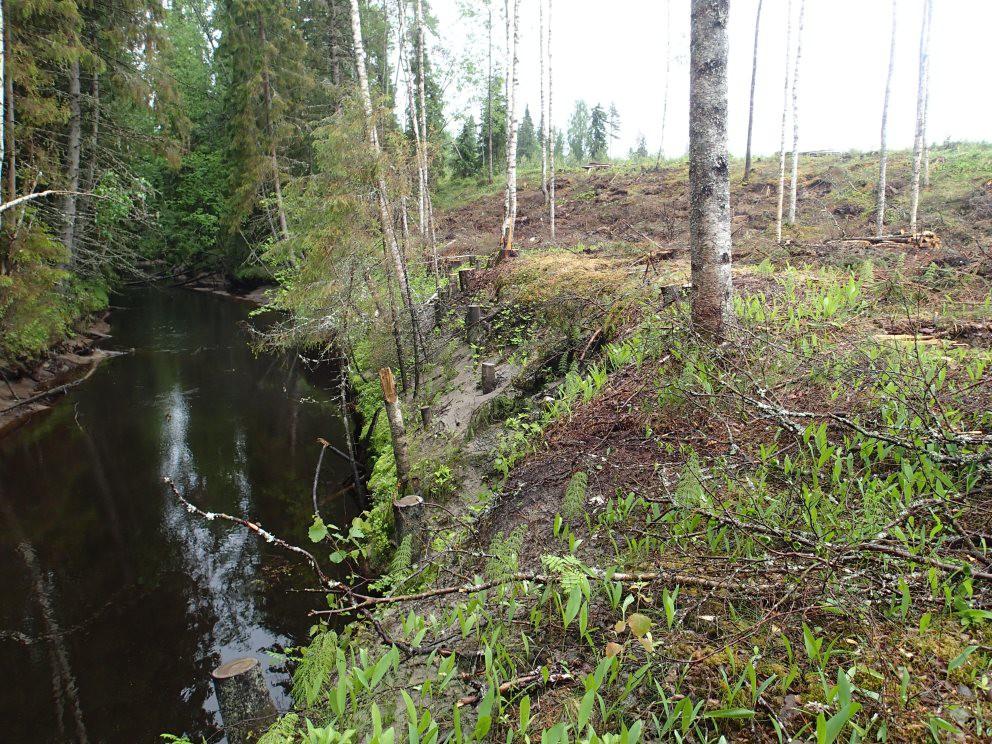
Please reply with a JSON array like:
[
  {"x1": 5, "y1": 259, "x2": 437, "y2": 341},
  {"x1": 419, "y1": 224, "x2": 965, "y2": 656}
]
[{"x1": 209, "y1": 260, "x2": 496, "y2": 743}]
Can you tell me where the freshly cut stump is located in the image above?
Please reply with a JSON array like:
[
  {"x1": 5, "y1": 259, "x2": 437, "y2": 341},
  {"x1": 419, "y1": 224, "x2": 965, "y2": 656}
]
[{"x1": 211, "y1": 657, "x2": 277, "y2": 744}]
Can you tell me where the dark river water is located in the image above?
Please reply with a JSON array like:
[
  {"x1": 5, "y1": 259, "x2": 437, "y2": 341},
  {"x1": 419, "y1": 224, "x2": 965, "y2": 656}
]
[{"x1": 0, "y1": 288, "x2": 358, "y2": 743}]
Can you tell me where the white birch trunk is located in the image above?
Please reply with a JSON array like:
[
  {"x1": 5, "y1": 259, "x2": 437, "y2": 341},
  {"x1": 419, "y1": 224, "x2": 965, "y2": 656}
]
[
  {"x1": 656, "y1": 0, "x2": 672, "y2": 166},
  {"x1": 689, "y1": 0, "x2": 734, "y2": 340},
  {"x1": 61, "y1": 58, "x2": 82, "y2": 259},
  {"x1": 499, "y1": 0, "x2": 520, "y2": 259},
  {"x1": 539, "y1": 0, "x2": 548, "y2": 203},
  {"x1": 922, "y1": 20, "x2": 932, "y2": 189},
  {"x1": 909, "y1": 0, "x2": 932, "y2": 233},
  {"x1": 349, "y1": 0, "x2": 413, "y2": 309},
  {"x1": 486, "y1": 4, "x2": 494, "y2": 184},
  {"x1": 787, "y1": 0, "x2": 805, "y2": 226},
  {"x1": 0, "y1": 0, "x2": 5, "y2": 235},
  {"x1": 775, "y1": 0, "x2": 793, "y2": 244},
  {"x1": 414, "y1": 0, "x2": 439, "y2": 285},
  {"x1": 742, "y1": 0, "x2": 763, "y2": 183},
  {"x1": 548, "y1": 0, "x2": 556, "y2": 239},
  {"x1": 876, "y1": 0, "x2": 897, "y2": 236}
]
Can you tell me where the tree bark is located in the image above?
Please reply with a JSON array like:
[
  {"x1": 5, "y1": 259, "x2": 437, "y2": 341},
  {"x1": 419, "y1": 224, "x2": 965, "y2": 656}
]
[
  {"x1": 414, "y1": 0, "x2": 439, "y2": 287},
  {"x1": 211, "y1": 658, "x2": 277, "y2": 744},
  {"x1": 787, "y1": 0, "x2": 806, "y2": 226},
  {"x1": 689, "y1": 0, "x2": 734, "y2": 340},
  {"x1": 876, "y1": 0, "x2": 897, "y2": 236},
  {"x1": 2, "y1": 0, "x2": 13, "y2": 206},
  {"x1": 775, "y1": 0, "x2": 793, "y2": 244},
  {"x1": 61, "y1": 58, "x2": 83, "y2": 260},
  {"x1": 349, "y1": 0, "x2": 421, "y2": 395},
  {"x1": 655, "y1": 0, "x2": 672, "y2": 167},
  {"x1": 539, "y1": 0, "x2": 548, "y2": 203},
  {"x1": 498, "y1": 0, "x2": 520, "y2": 260},
  {"x1": 548, "y1": 0, "x2": 555, "y2": 239},
  {"x1": 742, "y1": 0, "x2": 763, "y2": 183},
  {"x1": 378, "y1": 367, "x2": 411, "y2": 494},
  {"x1": 486, "y1": 3, "x2": 494, "y2": 184},
  {"x1": 909, "y1": 0, "x2": 932, "y2": 233}
]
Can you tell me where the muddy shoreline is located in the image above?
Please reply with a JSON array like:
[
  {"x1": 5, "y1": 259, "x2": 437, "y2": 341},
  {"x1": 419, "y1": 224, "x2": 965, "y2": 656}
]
[
  {"x1": 0, "y1": 280, "x2": 276, "y2": 439},
  {"x1": 0, "y1": 313, "x2": 117, "y2": 438}
]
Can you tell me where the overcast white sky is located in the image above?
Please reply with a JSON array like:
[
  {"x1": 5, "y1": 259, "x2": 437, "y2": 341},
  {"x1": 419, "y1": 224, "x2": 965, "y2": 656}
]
[{"x1": 425, "y1": 0, "x2": 992, "y2": 158}]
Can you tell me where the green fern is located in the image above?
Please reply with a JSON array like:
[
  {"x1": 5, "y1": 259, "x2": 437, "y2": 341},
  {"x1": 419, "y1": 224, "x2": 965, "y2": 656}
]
[
  {"x1": 256, "y1": 714, "x2": 300, "y2": 743},
  {"x1": 292, "y1": 631, "x2": 341, "y2": 707},
  {"x1": 486, "y1": 525, "x2": 527, "y2": 580},
  {"x1": 542, "y1": 554, "x2": 591, "y2": 596}
]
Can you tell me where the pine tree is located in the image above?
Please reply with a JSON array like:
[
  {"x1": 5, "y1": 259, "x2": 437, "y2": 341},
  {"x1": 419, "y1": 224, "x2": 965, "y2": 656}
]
[
  {"x1": 632, "y1": 134, "x2": 649, "y2": 159},
  {"x1": 567, "y1": 100, "x2": 589, "y2": 163},
  {"x1": 589, "y1": 103, "x2": 608, "y2": 161}
]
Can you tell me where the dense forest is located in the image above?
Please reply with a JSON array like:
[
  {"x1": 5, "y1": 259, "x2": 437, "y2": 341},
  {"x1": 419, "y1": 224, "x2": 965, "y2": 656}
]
[{"x1": 2, "y1": 0, "x2": 992, "y2": 742}]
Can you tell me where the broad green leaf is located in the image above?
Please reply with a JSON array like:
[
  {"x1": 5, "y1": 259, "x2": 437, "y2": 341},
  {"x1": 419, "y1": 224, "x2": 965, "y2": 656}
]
[{"x1": 627, "y1": 613, "x2": 652, "y2": 638}]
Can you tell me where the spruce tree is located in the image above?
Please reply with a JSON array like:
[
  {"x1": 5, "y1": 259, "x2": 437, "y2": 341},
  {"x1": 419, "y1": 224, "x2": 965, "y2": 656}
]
[
  {"x1": 567, "y1": 100, "x2": 589, "y2": 163},
  {"x1": 589, "y1": 103, "x2": 608, "y2": 161},
  {"x1": 517, "y1": 105, "x2": 538, "y2": 161},
  {"x1": 453, "y1": 117, "x2": 480, "y2": 178}
]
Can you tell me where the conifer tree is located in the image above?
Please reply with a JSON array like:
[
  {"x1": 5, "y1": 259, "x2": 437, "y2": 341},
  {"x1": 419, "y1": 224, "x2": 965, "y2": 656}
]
[
  {"x1": 567, "y1": 100, "x2": 589, "y2": 163},
  {"x1": 517, "y1": 105, "x2": 538, "y2": 161},
  {"x1": 589, "y1": 104, "x2": 608, "y2": 161}
]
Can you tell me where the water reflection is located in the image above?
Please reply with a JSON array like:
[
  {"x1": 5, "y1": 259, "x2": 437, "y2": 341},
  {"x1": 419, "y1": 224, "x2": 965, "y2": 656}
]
[{"x1": 0, "y1": 288, "x2": 357, "y2": 742}]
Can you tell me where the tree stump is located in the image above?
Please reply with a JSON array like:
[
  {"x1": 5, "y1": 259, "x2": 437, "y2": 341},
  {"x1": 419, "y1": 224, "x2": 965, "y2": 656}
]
[
  {"x1": 393, "y1": 493, "x2": 426, "y2": 562},
  {"x1": 459, "y1": 268, "x2": 476, "y2": 292},
  {"x1": 211, "y1": 657, "x2": 277, "y2": 744},
  {"x1": 466, "y1": 305, "x2": 482, "y2": 345},
  {"x1": 420, "y1": 405, "x2": 433, "y2": 428},
  {"x1": 481, "y1": 362, "x2": 497, "y2": 394}
]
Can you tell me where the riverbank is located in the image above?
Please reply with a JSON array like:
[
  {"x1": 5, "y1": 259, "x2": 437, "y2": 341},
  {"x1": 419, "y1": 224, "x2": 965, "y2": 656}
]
[
  {"x1": 254, "y1": 147, "x2": 992, "y2": 742},
  {"x1": 0, "y1": 313, "x2": 116, "y2": 438}
]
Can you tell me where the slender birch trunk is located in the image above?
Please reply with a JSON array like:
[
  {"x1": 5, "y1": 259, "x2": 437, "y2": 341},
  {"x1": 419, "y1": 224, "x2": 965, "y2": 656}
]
[
  {"x1": 775, "y1": 0, "x2": 793, "y2": 244},
  {"x1": 548, "y1": 0, "x2": 556, "y2": 240},
  {"x1": 876, "y1": 0, "x2": 897, "y2": 236},
  {"x1": 61, "y1": 58, "x2": 83, "y2": 260},
  {"x1": 742, "y1": 0, "x2": 763, "y2": 184},
  {"x1": 396, "y1": 1, "x2": 425, "y2": 236},
  {"x1": 689, "y1": 0, "x2": 734, "y2": 340},
  {"x1": 349, "y1": 0, "x2": 421, "y2": 394},
  {"x1": 501, "y1": 0, "x2": 512, "y2": 235},
  {"x1": 414, "y1": 0, "x2": 439, "y2": 286},
  {"x1": 0, "y1": 0, "x2": 5, "y2": 231},
  {"x1": 787, "y1": 0, "x2": 805, "y2": 226},
  {"x1": 922, "y1": 22, "x2": 932, "y2": 189},
  {"x1": 499, "y1": 0, "x2": 520, "y2": 260},
  {"x1": 655, "y1": 0, "x2": 672, "y2": 167},
  {"x1": 910, "y1": 0, "x2": 932, "y2": 233},
  {"x1": 2, "y1": 10, "x2": 10, "y2": 205},
  {"x1": 486, "y1": 3, "x2": 493, "y2": 184},
  {"x1": 539, "y1": 0, "x2": 548, "y2": 203}
]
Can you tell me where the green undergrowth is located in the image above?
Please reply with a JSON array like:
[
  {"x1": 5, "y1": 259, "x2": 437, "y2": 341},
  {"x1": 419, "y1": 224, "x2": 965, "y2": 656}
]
[{"x1": 262, "y1": 261, "x2": 991, "y2": 743}]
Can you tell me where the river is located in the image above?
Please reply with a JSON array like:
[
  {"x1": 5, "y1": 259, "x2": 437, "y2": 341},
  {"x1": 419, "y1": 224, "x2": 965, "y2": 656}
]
[{"x1": 0, "y1": 287, "x2": 358, "y2": 742}]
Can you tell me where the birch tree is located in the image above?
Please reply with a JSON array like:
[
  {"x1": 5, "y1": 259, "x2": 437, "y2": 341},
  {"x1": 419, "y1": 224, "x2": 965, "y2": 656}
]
[
  {"x1": 415, "y1": 0, "x2": 438, "y2": 267},
  {"x1": 486, "y1": 1, "x2": 494, "y2": 183},
  {"x1": 539, "y1": 0, "x2": 548, "y2": 203},
  {"x1": 348, "y1": 0, "x2": 421, "y2": 391},
  {"x1": 689, "y1": 0, "x2": 734, "y2": 339},
  {"x1": 61, "y1": 57, "x2": 83, "y2": 259},
  {"x1": 0, "y1": 0, "x2": 5, "y2": 234},
  {"x1": 775, "y1": 0, "x2": 793, "y2": 244},
  {"x1": 548, "y1": 0, "x2": 556, "y2": 239},
  {"x1": 876, "y1": 0, "x2": 897, "y2": 236},
  {"x1": 787, "y1": 0, "x2": 806, "y2": 226},
  {"x1": 909, "y1": 0, "x2": 932, "y2": 233},
  {"x1": 655, "y1": 0, "x2": 672, "y2": 167},
  {"x1": 498, "y1": 0, "x2": 519, "y2": 261},
  {"x1": 742, "y1": 0, "x2": 763, "y2": 183}
]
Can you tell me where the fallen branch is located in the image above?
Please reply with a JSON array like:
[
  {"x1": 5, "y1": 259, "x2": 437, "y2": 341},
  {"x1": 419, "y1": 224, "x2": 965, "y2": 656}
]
[
  {"x1": 456, "y1": 670, "x2": 575, "y2": 707},
  {"x1": 163, "y1": 477, "x2": 346, "y2": 593},
  {"x1": 1, "y1": 361, "x2": 103, "y2": 413}
]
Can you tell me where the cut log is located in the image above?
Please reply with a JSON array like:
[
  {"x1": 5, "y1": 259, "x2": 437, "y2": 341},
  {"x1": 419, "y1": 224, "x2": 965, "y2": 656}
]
[
  {"x1": 830, "y1": 231, "x2": 941, "y2": 249},
  {"x1": 379, "y1": 367, "x2": 411, "y2": 494},
  {"x1": 393, "y1": 493, "x2": 426, "y2": 561},
  {"x1": 481, "y1": 362, "x2": 497, "y2": 394},
  {"x1": 211, "y1": 657, "x2": 277, "y2": 744},
  {"x1": 466, "y1": 304, "x2": 482, "y2": 345}
]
